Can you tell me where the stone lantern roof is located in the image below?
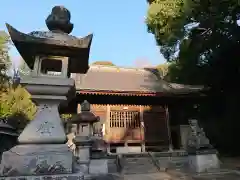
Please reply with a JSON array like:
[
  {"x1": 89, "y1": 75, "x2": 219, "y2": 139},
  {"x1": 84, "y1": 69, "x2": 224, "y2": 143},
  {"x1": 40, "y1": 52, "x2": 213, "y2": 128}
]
[
  {"x1": 71, "y1": 100, "x2": 100, "y2": 124},
  {"x1": 71, "y1": 111, "x2": 100, "y2": 124},
  {"x1": 6, "y1": 6, "x2": 93, "y2": 74}
]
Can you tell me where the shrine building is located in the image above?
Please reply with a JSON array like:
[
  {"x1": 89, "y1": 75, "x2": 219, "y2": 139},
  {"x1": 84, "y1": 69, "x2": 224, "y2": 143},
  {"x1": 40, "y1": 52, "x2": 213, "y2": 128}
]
[{"x1": 65, "y1": 65, "x2": 207, "y2": 153}]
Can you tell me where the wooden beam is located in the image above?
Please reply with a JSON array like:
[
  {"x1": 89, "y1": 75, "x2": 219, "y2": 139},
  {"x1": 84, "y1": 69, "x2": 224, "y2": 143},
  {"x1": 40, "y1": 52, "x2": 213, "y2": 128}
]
[
  {"x1": 106, "y1": 104, "x2": 111, "y2": 153},
  {"x1": 140, "y1": 105, "x2": 145, "y2": 152},
  {"x1": 77, "y1": 103, "x2": 81, "y2": 113},
  {"x1": 165, "y1": 105, "x2": 173, "y2": 151}
]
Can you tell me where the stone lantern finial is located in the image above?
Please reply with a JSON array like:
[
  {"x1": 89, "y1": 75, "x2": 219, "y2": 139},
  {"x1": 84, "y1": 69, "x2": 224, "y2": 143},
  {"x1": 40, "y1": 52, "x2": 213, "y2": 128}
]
[
  {"x1": 46, "y1": 6, "x2": 73, "y2": 34},
  {"x1": 81, "y1": 100, "x2": 90, "y2": 112}
]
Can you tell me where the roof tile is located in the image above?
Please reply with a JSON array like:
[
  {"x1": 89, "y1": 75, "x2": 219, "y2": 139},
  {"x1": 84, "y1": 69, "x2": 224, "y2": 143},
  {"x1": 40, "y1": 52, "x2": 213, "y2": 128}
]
[{"x1": 74, "y1": 65, "x2": 172, "y2": 93}]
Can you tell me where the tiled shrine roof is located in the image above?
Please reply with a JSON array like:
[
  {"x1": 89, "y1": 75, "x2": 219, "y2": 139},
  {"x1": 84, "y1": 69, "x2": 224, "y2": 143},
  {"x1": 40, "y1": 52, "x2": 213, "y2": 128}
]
[{"x1": 73, "y1": 65, "x2": 205, "y2": 96}]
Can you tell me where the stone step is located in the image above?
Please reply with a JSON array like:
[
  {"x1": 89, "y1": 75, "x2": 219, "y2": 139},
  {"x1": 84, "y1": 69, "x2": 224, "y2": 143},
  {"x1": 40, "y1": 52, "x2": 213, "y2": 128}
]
[
  {"x1": 107, "y1": 159, "x2": 118, "y2": 173},
  {"x1": 150, "y1": 154, "x2": 188, "y2": 171},
  {"x1": 122, "y1": 157, "x2": 159, "y2": 174},
  {"x1": 192, "y1": 172, "x2": 240, "y2": 180}
]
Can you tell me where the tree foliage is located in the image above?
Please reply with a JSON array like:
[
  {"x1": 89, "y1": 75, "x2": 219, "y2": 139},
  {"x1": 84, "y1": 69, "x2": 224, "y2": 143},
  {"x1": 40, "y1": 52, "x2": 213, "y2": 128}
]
[
  {"x1": 0, "y1": 31, "x2": 35, "y2": 130},
  {"x1": 146, "y1": 0, "x2": 240, "y2": 93},
  {"x1": 146, "y1": 0, "x2": 192, "y2": 60},
  {"x1": 0, "y1": 85, "x2": 36, "y2": 120},
  {"x1": 0, "y1": 31, "x2": 11, "y2": 90},
  {"x1": 18, "y1": 58, "x2": 30, "y2": 76},
  {"x1": 91, "y1": 61, "x2": 115, "y2": 66},
  {"x1": 156, "y1": 63, "x2": 169, "y2": 78},
  {"x1": 146, "y1": 0, "x2": 240, "y2": 155},
  {"x1": 0, "y1": 83, "x2": 36, "y2": 131}
]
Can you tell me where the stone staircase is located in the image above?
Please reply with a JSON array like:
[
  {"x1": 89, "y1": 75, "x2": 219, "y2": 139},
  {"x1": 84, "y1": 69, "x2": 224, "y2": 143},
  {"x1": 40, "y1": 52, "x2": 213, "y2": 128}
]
[
  {"x1": 149, "y1": 150, "x2": 188, "y2": 171},
  {"x1": 120, "y1": 154, "x2": 159, "y2": 174},
  {"x1": 108, "y1": 151, "x2": 189, "y2": 175}
]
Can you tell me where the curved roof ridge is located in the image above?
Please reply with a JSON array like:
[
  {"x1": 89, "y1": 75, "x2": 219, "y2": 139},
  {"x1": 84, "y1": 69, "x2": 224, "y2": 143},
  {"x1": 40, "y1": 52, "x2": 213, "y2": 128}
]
[
  {"x1": 89, "y1": 64, "x2": 157, "y2": 74},
  {"x1": 74, "y1": 65, "x2": 204, "y2": 94}
]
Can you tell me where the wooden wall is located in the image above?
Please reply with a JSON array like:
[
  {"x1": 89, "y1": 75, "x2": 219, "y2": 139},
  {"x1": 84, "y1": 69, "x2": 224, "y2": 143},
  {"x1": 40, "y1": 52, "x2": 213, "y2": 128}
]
[
  {"x1": 107, "y1": 105, "x2": 142, "y2": 143},
  {"x1": 77, "y1": 104, "x2": 170, "y2": 148},
  {"x1": 143, "y1": 106, "x2": 169, "y2": 149}
]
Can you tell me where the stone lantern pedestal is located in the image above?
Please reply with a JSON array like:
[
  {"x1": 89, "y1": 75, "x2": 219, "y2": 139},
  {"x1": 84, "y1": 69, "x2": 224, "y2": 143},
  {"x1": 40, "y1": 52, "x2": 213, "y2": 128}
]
[{"x1": 74, "y1": 137, "x2": 93, "y2": 164}]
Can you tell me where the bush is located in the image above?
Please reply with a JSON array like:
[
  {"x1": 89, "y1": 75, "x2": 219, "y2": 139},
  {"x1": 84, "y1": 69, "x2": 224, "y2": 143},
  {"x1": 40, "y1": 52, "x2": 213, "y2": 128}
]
[{"x1": 0, "y1": 85, "x2": 36, "y2": 130}]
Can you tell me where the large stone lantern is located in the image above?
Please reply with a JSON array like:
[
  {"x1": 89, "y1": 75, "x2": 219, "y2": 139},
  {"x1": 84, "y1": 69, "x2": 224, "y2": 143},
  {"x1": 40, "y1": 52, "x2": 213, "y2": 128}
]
[
  {"x1": 0, "y1": 6, "x2": 93, "y2": 179},
  {"x1": 70, "y1": 100, "x2": 100, "y2": 164}
]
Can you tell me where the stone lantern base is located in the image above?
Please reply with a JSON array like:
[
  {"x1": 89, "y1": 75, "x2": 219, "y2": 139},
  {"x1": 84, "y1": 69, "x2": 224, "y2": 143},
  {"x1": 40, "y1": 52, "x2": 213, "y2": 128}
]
[
  {"x1": 0, "y1": 173, "x2": 84, "y2": 180},
  {"x1": 0, "y1": 144, "x2": 74, "y2": 176},
  {"x1": 188, "y1": 149, "x2": 220, "y2": 173}
]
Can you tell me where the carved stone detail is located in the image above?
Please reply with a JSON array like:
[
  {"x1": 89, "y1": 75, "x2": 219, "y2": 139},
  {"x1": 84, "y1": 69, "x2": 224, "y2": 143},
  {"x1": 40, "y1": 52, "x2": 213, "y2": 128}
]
[
  {"x1": 187, "y1": 119, "x2": 213, "y2": 151},
  {"x1": 18, "y1": 101, "x2": 66, "y2": 144}
]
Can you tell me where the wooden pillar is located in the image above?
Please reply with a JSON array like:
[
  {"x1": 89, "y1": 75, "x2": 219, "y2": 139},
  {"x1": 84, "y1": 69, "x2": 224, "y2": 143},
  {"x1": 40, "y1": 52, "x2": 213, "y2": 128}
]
[
  {"x1": 140, "y1": 105, "x2": 145, "y2": 152},
  {"x1": 76, "y1": 103, "x2": 81, "y2": 134},
  {"x1": 77, "y1": 103, "x2": 81, "y2": 113},
  {"x1": 165, "y1": 105, "x2": 173, "y2": 151},
  {"x1": 106, "y1": 104, "x2": 111, "y2": 153}
]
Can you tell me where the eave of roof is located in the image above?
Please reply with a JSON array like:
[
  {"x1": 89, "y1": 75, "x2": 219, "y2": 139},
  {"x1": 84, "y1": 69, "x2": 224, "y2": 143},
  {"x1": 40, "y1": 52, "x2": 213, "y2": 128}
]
[
  {"x1": 73, "y1": 65, "x2": 206, "y2": 96},
  {"x1": 77, "y1": 89, "x2": 165, "y2": 97}
]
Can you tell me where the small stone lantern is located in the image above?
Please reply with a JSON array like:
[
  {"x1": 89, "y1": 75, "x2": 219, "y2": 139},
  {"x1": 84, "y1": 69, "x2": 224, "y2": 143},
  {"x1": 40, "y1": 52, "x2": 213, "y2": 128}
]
[{"x1": 70, "y1": 100, "x2": 100, "y2": 164}]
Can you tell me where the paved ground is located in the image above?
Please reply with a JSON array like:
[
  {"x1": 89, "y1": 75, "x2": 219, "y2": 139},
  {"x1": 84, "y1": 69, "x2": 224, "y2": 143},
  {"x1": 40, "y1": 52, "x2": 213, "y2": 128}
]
[
  {"x1": 122, "y1": 157, "x2": 159, "y2": 174},
  {"x1": 192, "y1": 173, "x2": 240, "y2": 180},
  {"x1": 121, "y1": 172, "x2": 240, "y2": 180},
  {"x1": 122, "y1": 173, "x2": 174, "y2": 180},
  {"x1": 220, "y1": 157, "x2": 240, "y2": 170},
  {"x1": 113, "y1": 156, "x2": 240, "y2": 180},
  {"x1": 93, "y1": 156, "x2": 240, "y2": 180},
  {"x1": 94, "y1": 171, "x2": 240, "y2": 180}
]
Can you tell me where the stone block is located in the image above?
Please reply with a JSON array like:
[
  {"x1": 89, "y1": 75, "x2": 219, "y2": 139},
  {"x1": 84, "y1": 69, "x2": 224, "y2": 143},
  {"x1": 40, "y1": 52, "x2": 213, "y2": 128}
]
[
  {"x1": 74, "y1": 163, "x2": 89, "y2": 174},
  {"x1": 89, "y1": 159, "x2": 108, "y2": 175},
  {"x1": 116, "y1": 146, "x2": 141, "y2": 154},
  {"x1": 18, "y1": 101, "x2": 67, "y2": 144},
  {"x1": 0, "y1": 144, "x2": 73, "y2": 176},
  {"x1": 179, "y1": 125, "x2": 191, "y2": 149},
  {"x1": 188, "y1": 152, "x2": 220, "y2": 173},
  {"x1": 76, "y1": 146, "x2": 90, "y2": 163},
  {"x1": 107, "y1": 159, "x2": 118, "y2": 173},
  {"x1": 0, "y1": 173, "x2": 84, "y2": 180}
]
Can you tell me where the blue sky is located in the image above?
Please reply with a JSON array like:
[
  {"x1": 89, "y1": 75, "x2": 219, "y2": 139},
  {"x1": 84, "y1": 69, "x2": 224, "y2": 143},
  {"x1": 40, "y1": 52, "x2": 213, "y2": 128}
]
[{"x1": 0, "y1": 0, "x2": 165, "y2": 67}]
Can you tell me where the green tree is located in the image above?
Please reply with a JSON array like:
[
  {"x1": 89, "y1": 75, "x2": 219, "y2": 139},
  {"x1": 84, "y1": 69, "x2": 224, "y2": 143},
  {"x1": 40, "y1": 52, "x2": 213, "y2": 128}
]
[
  {"x1": 146, "y1": 0, "x2": 240, "y2": 155},
  {"x1": 18, "y1": 58, "x2": 30, "y2": 77},
  {"x1": 0, "y1": 31, "x2": 11, "y2": 90},
  {"x1": 156, "y1": 63, "x2": 169, "y2": 78},
  {"x1": 146, "y1": 0, "x2": 240, "y2": 62},
  {"x1": 0, "y1": 31, "x2": 36, "y2": 130},
  {"x1": 91, "y1": 61, "x2": 115, "y2": 66},
  {"x1": 146, "y1": 0, "x2": 191, "y2": 60},
  {"x1": 146, "y1": 0, "x2": 240, "y2": 87},
  {"x1": 0, "y1": 85, "x2": 36, "y2": 129}
]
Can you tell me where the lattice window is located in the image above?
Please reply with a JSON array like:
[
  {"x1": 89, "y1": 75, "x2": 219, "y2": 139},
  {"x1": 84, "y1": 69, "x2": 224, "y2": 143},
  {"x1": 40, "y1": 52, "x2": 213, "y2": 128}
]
[{"x1": 110, "y1": 111, "x2": 140, "y2": 128}]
